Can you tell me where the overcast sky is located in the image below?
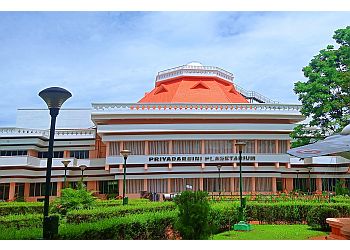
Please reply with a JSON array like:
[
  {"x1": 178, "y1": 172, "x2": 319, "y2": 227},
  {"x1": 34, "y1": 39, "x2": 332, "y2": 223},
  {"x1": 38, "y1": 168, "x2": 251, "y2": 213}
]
[{"x1": 0, "y1": 12, "x2": 349, "y2": 126}]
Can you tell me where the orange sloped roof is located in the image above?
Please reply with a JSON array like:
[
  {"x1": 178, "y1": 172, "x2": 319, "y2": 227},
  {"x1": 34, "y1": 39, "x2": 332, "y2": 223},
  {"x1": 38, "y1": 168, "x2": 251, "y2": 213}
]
[{"x1": 138, "y1": 76, "x2": 248, "y2": 103}]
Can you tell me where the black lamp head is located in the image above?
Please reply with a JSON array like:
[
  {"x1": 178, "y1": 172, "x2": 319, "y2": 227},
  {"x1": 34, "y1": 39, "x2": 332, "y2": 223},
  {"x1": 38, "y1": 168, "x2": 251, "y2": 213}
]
[{"x1": 39, "y1": 87, "x2": 72, "y2": 109}]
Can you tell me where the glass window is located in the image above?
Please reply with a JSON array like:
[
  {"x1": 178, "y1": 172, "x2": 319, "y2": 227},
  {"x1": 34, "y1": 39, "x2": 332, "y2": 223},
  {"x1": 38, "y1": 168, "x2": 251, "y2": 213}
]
[
  {"x1": 0, "y1": 184, "x2": 10, "y2": 201},
  {"x1": 149, "y1": 141, "x2": 169, "y2": 155},
  {"x1": 205, "y1": 140, "x2": 233, "y2": 154},
  {"x1": 0, "y1": 150, "x2": 27, "y2": 156},
  {"x1": 173, "y1": 140, "x2": 201, "y2": 154},
  {"x1": 70, "y1": 150, "x2": 90, "y2": 159},
  {"x1": 29, "y1": 183, "x2": 57, "y2": 196},
  {"x1": 38, "y1": 151, "x2": 64, "y2": 158},
  {"x1": 98, "y1": 180, "x2": 119, "y2": 194},
  {"x1": 15, "y1": 183, "x2": 25, "y2": 201}
]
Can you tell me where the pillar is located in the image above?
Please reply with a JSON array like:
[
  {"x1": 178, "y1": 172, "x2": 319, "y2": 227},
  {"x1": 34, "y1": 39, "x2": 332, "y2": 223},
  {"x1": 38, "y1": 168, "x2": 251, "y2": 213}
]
[
  {"x1": 105, "y1": 142, "x2": 110, "y2": 171},
  {"x1": 230, "y1": 177, "x2": 235, "y2": 192},
  {"x1": 168, "y1": 140, "x2": 173, "y2": 169},
  {"x1": 201, "y1": 139, "x2": 205, "y2": 169},
  {"x1": 24, "y1": 183, "x2": 30, "y2": 201},
  {"x1": 57, "y1": 182, "x2": 63, "y2": 197},
  {"x1": 275, "y1": 139, "x2": 279, "y2": 154},
  {"x1": 143, "y1": 179, "x2": 148, "y2": 192},
  {"x1": 118, "y1": 179, "x2": 123, "y2": 196},
  {"x1": 144, "y1": 141, "x2": 149, "y2": 170},
  {"x1": 27, "y1": 149, "x2": 38, "y2": 157},
  {"x1": 167, "y1": 178, "x2": 171, "y2": 193},
  {"x1": 63, "y1": 150, "x2": 70, "y2": 158},
  {"x1": 199, "y1": 178, "x2": 203, "y2": 191},
  {"x1": 316, "y1": 178, "x2": 322, "y2": 193},
  {"x1": 285, "y1": 178, "x2": 293, "y2": 193},
  {"x1": 255, "y1": 139, "x2": 258, "y2": 154},
  {"x1": 87, "y1": 181, "x2": 97, "y2": 192},
  {"x1": 9, "y1": 182, "x2": 16, "y2": 201},
  {"x1": 251, "y1": 177, "x2": 256, "y2": 194},
  {"x1": 271, "y1": 177, "x2": 277, "y2": 194},
  {"x1": 118, "y1": 141, "x2": 123, "y2": 170}
]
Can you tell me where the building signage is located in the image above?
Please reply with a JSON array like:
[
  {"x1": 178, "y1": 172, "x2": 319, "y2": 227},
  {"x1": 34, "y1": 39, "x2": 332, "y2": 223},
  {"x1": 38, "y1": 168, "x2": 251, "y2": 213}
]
[{"x1": 148, "y1": 155, "x2": 256, "y2": 163}]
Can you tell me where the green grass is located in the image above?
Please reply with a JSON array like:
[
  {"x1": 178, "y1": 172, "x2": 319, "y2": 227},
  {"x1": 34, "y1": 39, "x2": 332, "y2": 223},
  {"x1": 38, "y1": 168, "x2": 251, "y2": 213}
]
[{"x1": 212, "y1": 225, "x2": 327, "y2": 240}]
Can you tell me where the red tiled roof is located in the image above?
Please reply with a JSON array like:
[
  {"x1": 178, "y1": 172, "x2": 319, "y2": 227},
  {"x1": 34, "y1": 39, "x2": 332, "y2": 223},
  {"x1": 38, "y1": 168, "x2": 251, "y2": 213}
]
[{"x1": 138, "y1": 76, "x2": 248, "y2": 103}]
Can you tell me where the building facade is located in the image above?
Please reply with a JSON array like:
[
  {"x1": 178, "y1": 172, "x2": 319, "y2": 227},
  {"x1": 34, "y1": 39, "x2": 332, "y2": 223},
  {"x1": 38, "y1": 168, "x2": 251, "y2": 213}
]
[{"x1": 1, "y1": 62, "x2": 349, "y2": 201}]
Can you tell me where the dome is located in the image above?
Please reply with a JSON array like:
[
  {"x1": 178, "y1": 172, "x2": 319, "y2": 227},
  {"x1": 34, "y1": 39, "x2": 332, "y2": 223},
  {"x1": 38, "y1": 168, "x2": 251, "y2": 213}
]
[{"x1": 186, "y1": 61, "x2": 203, "y2": 67}]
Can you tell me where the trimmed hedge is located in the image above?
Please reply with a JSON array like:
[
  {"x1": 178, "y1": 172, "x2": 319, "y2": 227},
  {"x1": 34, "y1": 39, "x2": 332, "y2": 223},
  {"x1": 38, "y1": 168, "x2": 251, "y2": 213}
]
[
  {"x1": 95, "y1": 198, "x2": 151, "y2": 207},
  {"x1": 0, "y1": 202, "x2": 43, "y2": 215},
  {"x1": 59, "y1": 210, "x2": 177, "y2": 240},
  {"x1": 66, "y1": 202, "x2": 176, "y2": 224},
  {"x1": 307, "y1": 207, "x2": 340, "y2": 231},
  {"x1": 0, "y1": 213, "x2": 43, "y2": 229}
]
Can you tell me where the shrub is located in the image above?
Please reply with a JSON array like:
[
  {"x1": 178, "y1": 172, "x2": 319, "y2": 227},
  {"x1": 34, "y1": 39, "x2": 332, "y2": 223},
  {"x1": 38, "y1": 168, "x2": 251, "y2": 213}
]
[
  {"x1": 0, "y1": 202, "x2": 43, "y2": 215},
  {"x1": 174, "y1": 190, "x2": 211, "y2": 240},
  {"x1": 66, "y1": 202, "x2": 175, "y2": 223},
  {"x1": 307, "y1": 207, "x2": 340, "y2": 231},
  {"x1": 0, "y1": 213, "x2": 43, "y2": 229},
  {"x1": 50, "y1": 188, "x2": 96, "y2": 215},
  {"x1": 209, "y1": 202, "x2": 239, "y2": 234}
]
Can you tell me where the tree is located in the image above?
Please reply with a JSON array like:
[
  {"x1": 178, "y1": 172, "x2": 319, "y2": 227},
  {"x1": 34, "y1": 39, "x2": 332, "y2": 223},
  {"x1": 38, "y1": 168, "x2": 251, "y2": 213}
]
[{"x1": 291, "y1": 26, "x2": 350, "y2": 148}]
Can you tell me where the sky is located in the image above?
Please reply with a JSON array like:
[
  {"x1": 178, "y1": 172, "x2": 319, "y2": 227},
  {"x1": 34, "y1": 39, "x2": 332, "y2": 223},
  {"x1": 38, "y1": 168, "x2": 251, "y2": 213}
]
[{"x1": 0, "y1": 11, "x2": 349, "y2": 126}]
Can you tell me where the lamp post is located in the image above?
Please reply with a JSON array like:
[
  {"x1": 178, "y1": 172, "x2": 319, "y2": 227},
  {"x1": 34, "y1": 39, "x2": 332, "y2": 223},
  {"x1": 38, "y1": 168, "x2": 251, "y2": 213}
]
[
  {"x1": 79, "y1": 165, "x2": 87, "y2": 183},
  {"x1": 296, "y1": 170, "x2": 299, "y2": 192},
  {"x1": 120, "y1": 149, "x2": 131, "y2": 205},
  {"x1": 217, "y1": 165, "x2": 222, "y2": 198},
  {"x1": 61, "y1": 160, "x2": 71, "y2": 189},
  {"x1": 307, "y1": 167, "x2": 312, "y2": 195},
  {"x1": 233, "y1": 142, "x2": 251, "y2": 231},
  {"x1": 39, "y1": 87, "x2": 72, "y2": 240}
]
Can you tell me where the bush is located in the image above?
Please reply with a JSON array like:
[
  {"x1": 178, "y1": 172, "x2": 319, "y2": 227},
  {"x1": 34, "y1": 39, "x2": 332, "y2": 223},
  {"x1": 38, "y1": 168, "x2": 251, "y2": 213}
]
[
  {"x1": 307, "y1": 207, "x2": 340, "y2": 231},
  {"x1": 66, "y1": 202, "x2": 176, "y2": 224},
  {"x1": 0, "y1": 213, "x2": 43, "y2": 229},
  {"x1": 59, "y1": 210, "x2": 177, "y2": 240},
  {"x1": 50, "y1": 188, "x2": 96, "y2": 215},
  {"x1": 0, "y1": 202, "x2": 43, "y2": 215},
  {"x1": 209, "y1": 202, "x2": 239, "y2": 234},
  {"x1": 174, "y1": 190, "x2": 211, "y2": 240}
]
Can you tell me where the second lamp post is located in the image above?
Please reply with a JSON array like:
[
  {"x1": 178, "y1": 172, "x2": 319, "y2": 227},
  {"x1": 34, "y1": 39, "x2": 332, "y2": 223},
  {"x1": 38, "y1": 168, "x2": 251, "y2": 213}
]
[{"x1": 120, "y1": 149, "x2": 131, "y2": 205}]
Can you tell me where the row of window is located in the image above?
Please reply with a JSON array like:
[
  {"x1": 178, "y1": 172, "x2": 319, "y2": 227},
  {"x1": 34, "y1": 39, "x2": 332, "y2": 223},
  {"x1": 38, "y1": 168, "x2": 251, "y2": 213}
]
[
  {"x1": 110, "y1": 140, "x2": 290, "y2": 155},
  {"x1": 0, "y1": 150, "x2": 90, "y2": 159}
]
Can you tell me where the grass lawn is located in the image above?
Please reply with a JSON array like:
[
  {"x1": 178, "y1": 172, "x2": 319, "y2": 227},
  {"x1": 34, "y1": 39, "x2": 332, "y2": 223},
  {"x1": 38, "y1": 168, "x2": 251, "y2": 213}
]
[{"x1": 212, "y1": 225, "x2": 327, "y2": 240}]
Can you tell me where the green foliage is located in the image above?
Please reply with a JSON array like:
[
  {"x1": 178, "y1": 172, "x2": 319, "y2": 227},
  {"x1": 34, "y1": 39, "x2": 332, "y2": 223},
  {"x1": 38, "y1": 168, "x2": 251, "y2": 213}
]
[
  {"x1": 174, "y1": 190, "x2": 211, "y2": 240},
  {"x1": 335, "y1": 180, "x2": 350, "y2": 196},
  {"x1": 66, "y1": 202, "x2": 176, "y2": 224},
  {"x1": 0, "y1": 202, "x2": 43, "y2": 215},
  {"x1": 292, "y1": 26, "x2": 350, "y2": 147},
  {"x1": 59, "y1": 210, "x2": 177, "y2": 240},
  {"x1": 0, "y1": 213, "x2": 43, "y2": 229},
  {"x1": 209, "y1": 202, "x2": 239, "y2": 234},
  {"x1": 307, "y1": 206, "x2": 340, "y2": 231},
  {"x1": 50, "y1": 187, "x2": 96, "y2": 215}
]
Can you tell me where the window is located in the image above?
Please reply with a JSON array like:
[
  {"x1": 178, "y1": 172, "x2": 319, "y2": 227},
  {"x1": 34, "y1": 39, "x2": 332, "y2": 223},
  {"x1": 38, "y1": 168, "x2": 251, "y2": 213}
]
[
  {"x1": 98, "y1": 180, "x2": 119, "y2": 194},
  {"x1": 149, "y1": 141, "x2": 169, "y2": 155},
  {"x1": 109, "y1": 142, "x2": 121, "y2": 156},
  {"x1": 0, "y1": 150, "x2": 27, "y2": 156},
  {"x1": 294, "y1": 178, "x2": 316, "y2": 192},
  {"x1": 38, "y1": 151, "x2": 64, "y2": 158},
  {"x1": 256, "y1": 177, "x2": 272, "y2": 192},
  {"x1": 70, "y1": 150, "x2": 89, "y2": 159},
  {"x1": 278, "y1": 140, "x2": 289, "y2": 154},
  {"x1": 322, "y1": 178, "x2": 339, "y2": 192},
  {"x1": 0, "y1": 184, "x2": 10, "y2": 200},
  {"x1": 15, "y1": 183, "x2": 25, "y2": 200},
  {"x1": 126, "y1": 179, "x2": 144, "y2": 194},
  {"x1": 147, "y1": 179, "x2": 168, "y2": 193},
  {"x1": 234, "y1": 177, "x2": 252, "y2": 192},
  {"x1": 258, "y1": 140, "x2": 276, "y2": 154},
  {"x1": 205, "y1": 140, "x2": 233, "y2": 154},
  {"x1": 203, "y1": 178, "x2": 231, "y2": 192},
  {"x1": 29, "y1": 183, "x2": 57, "y2": 196},
  {"x1": 173, "y1": 140, "x2": 201, "y2": 154},
  {"x1": 123, "y1": 141, "x2": 145, "y2": 155}
]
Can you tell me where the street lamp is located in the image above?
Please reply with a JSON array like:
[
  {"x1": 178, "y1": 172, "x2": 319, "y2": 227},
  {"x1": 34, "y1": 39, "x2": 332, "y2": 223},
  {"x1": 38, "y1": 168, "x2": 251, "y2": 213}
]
[
  {"x1": 79, "y1": 164, "x2": 87, "y2": 183},
  {"x1": 120, "y1": 149, "x2": 131, "y2": 205},
  {"x1": 39, "y1": 87, "x2": 72, "y2": 240},
  {"x1": 61, "y1": 160, "x2": 71, "y2": 188},
  {"x1": 307, "y1": 167, "x2": 312, "y2": 195},
  {"x1": 217, "y1": 165, "x2": 222, "y2": 198},
  {"x1": 233, "y1": 141, "x2": 251, "y2": 231}
]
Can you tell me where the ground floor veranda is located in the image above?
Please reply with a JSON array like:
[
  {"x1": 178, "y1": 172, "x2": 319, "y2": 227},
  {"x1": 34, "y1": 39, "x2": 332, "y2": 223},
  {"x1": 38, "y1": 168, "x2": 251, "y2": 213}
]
[{"x1": 1, "y1": 176, "x2": 349, "y2": 202}]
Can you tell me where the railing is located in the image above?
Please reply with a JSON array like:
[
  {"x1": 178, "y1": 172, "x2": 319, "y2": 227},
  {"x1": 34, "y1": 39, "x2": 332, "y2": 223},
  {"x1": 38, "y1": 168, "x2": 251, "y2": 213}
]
[
  {"x1": 0, "y1": 127, "x2": 95, "y2": 138},
  {"x1": 156, "y1": 64, "x2": 234, "y2": 82},
  {"x1": 92, "y1": 102, "x2": 302, "y2": 113},
  {"x1": 234, "y1": 84, "x2": 279, "y2": 104}
]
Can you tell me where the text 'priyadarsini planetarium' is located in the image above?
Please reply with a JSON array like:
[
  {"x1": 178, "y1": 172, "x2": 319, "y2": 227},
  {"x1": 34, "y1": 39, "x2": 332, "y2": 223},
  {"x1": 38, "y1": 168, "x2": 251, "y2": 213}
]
[{"x1": 0, "y1": 62, "x2": 349, "y2": 201}]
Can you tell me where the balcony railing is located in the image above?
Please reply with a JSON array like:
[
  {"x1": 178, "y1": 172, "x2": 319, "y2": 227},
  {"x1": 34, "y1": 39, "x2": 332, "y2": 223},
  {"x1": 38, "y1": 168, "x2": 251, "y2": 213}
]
[
  {"x1": 0, "y1": 127, "x2": 95, "y2": 139},
  {"x1": 92, "y1": 102, "x2": 302, "y2": 114}
]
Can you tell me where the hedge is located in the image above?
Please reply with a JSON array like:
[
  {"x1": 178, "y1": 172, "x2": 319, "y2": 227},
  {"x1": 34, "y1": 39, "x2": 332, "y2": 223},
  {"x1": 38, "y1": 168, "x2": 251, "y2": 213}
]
[
  {"x1": 66, "y1": 202, "x2": 176, "y2": 224},
  {"x1": 0, "y1": 202, "x2": 43, "y2": 215},
  {"x1": 0, "y1": 213, "x2": 43, "y2": 229}
]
